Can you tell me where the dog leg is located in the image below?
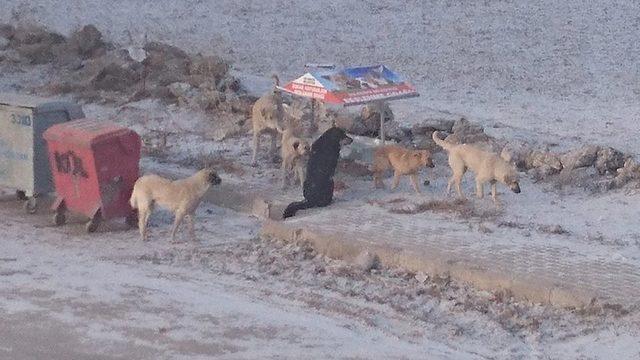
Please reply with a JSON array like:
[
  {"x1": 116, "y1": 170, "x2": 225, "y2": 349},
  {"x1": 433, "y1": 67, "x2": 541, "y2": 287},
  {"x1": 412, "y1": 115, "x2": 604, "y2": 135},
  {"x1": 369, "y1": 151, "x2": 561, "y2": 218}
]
[
  {"x1": 281, "y1": 158, "x2": 289, "y2": 189},
  {"x1": 187, "y1": 214, "x2": 197, "y2": 242},
  {"x1": 454, "y1": 176, "x2": 465, "y2": 199},
  {"x1": 252, "y1": 133, "x2": 260, "y2": 166},
  {"x1": 391, "y1": 172, "x2": 401, "y2": 190},
  {"x1": 270, "y1": 133, "x2": 279, "y2": 162},
  {"x1": 296, "y1": 165, "x2": 305, "y2": 190},
  {"x1": 171, "y1": 210, "x2": 186, "y2": 243},
  {"x1": 138, "y1": 209, "x2": 149, "y2": 241},
  {"x1": 491, "y1": 183, "x2": 500, "y2": 205},
  {"x1": 446, "y1": 177, "x2": 454, "y2": 195},
  {"x1": 410, "y1": 174, "x2": 421, "y2": 194},
  {"x1": 476, "y1": 180, "x2": 484, "y2": 199}
]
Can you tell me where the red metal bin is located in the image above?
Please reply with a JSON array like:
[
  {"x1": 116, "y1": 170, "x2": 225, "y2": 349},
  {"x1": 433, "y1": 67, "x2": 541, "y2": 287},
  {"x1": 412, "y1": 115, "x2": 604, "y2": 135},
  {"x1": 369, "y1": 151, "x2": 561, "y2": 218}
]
[{"x1": 43, "y1": 119, "x2": 141, "y2": 232}]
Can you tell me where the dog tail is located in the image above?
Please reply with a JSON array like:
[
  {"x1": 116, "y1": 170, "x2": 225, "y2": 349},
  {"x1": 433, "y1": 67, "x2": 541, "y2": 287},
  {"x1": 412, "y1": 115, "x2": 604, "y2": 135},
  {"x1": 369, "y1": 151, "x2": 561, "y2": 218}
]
[
  {"x1": 432, "y1": 131, "x2": 453, "y2": 151},
  {"x1": 282, "y1": 200, "x2": 312, "y2": 219},
  {"x1": 129, "y1": 191, "x2": 138, "y2": 210},
  {"x1": 272, "y1": 74, "x2": 280, "y2": 86}
]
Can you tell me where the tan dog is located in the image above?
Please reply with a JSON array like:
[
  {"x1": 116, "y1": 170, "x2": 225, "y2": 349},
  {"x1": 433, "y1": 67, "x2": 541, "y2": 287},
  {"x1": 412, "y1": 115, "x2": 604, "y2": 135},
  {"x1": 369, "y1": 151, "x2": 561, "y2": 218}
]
[
  {"x1": 251, "y1": 75, "x2": 285, "y2": 165},
  {"x1": 432, "y1": 131, "x2": 521, "y2": 203},
  {"x1": 372, "y1": 145, "x2": 434, "y2": 194},
  {"x1": 129, "y1": 169, "x2": 222, "y2": 242},
  {"x1": 279, "y1": 128, "x2": 310, "y2": 189}
]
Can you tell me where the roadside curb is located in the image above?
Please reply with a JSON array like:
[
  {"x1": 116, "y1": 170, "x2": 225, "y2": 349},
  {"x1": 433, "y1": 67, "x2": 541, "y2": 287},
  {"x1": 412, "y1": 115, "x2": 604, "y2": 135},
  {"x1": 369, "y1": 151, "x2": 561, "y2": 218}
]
[{"x1": 259, "y1": 219, "x2": 595, "y2": 308}]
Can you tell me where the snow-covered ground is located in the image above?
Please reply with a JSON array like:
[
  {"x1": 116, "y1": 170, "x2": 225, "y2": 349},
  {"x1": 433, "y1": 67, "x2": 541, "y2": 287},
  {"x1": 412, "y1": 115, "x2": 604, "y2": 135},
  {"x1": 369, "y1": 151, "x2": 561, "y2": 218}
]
[
  {"x1": 3, "y1": 0, "x2": 639, "y2": 154},
  {"x1": 0, "y1": 193, "x2": 639, "y2": 360},
  {"x1": 1, "y1": 1, "x2": 640, "y2": 358}
]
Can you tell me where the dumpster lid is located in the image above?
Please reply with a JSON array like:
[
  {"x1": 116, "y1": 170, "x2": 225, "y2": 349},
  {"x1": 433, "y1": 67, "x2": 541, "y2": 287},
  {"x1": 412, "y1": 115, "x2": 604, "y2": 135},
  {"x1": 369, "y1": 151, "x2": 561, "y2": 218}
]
[
  {"x1": 0, "y1": 93, "x2": 83, "y2": 117},
  {"x1": 43, "y1": 118, "x2": 136, "y2": 147},
  {"x1": 0, "y1": 92, "x2": 53, "y2": 108}
]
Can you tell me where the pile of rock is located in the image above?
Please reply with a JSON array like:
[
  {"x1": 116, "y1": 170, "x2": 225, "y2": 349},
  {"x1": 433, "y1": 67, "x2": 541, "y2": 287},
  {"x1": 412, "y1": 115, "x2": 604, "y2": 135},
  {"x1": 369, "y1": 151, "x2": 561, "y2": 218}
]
[
  {"x1": 0, "y1": 24, "x2": 107, "y2": 67},
  {"x1": 0, "y1": 23, "x2": 251, "y2": 114},
  {"x1": 408, "y1": 116, "x2": 639, "y2": 191}
]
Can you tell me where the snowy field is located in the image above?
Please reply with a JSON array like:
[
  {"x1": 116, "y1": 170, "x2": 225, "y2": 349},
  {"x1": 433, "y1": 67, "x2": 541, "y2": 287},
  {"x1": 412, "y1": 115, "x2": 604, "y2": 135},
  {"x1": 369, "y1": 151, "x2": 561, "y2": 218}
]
[
  {"x1": 1, "y1": 1, "x2": 640, "y2": 359},
  {"x1": 0, "y1": 191, "x2": 639, "y2": 360},
  {"x1": 3, "y1": 0, "x2": 639, "y2": 154}
]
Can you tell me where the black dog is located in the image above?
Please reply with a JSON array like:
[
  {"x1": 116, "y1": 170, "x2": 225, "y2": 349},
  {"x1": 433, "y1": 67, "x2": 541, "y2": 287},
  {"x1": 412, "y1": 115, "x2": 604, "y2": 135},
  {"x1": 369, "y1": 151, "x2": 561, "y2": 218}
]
[{"x1": 283, "y1": 127, "x2": 353, "y2": 218}]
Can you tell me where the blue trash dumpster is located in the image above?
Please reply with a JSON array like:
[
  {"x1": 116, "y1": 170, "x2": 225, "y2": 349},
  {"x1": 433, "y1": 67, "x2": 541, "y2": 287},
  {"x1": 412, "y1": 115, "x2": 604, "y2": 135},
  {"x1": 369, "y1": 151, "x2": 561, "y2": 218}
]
[{"x1": 0, "y1": 93, "x2": 84, "y2": 213}]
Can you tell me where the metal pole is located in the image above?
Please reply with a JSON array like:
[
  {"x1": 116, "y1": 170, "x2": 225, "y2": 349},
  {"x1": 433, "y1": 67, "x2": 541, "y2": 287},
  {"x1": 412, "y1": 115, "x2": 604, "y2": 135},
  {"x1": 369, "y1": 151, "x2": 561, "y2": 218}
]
[
  {"x1": 311, "y1": 98, "x2": 316, "y2": 128},
  {"x1": 379, "y1": 101, "x2": 385, "y2": 144}
]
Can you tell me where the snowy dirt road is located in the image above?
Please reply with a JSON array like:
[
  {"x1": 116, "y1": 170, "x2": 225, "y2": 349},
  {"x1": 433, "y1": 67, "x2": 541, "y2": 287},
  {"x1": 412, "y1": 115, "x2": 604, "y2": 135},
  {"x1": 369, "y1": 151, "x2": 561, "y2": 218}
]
[
  {"x1": 0, "y1": 192, "x2": 639, "y2": 360},
  {"x1": 0, "y1": 195, "x2": 482, "y2": 360}
]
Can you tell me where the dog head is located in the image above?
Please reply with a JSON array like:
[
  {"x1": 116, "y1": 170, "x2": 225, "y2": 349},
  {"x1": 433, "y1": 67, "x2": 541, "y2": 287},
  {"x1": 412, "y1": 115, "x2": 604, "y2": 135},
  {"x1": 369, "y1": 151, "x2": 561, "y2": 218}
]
[
  {"x1": 291, "y1": 139, "x2": 311, "y2": 158},
  {"x1": 415, "y1": 149, "x2": 434, "y2": 168},
  {"x1": 320, "y1": 126, "x2": 353, "y2": 146},
  {"x1": 503, "y1": 173, "x2": 521, "y2": 193},
  {"x1": 204, "y1": 169, "x2": 222, "y2": 186}
]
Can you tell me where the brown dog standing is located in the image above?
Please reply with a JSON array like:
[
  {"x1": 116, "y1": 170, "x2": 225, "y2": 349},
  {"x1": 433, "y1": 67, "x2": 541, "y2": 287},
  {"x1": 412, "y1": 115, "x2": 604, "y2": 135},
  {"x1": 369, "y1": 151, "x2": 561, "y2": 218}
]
[
  {"x1": 129, "y1": 168, "x2": 221, "y2": 242},
  {"x1": 372, "y1": 145, "x2": 434, "y2": 194}
]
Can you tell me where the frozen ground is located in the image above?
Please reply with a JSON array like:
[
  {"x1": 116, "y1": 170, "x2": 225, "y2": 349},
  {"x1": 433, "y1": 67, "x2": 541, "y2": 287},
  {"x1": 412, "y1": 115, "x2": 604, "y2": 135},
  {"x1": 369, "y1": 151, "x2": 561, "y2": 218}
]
[
  {"x1": 2, "y1": 0, "x2": 639, "y2": 154},
  {"x1": 0, "y1": 1, "x2": 639, "y2": 358},
  {"x1": 0, "y1": 192, "x2": 639, "y2": 360}
]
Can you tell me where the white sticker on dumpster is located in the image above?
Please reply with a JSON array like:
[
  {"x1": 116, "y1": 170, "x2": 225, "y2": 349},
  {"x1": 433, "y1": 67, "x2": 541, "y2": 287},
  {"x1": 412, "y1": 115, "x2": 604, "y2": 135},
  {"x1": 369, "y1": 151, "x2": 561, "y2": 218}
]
[{"x1": 0, "y1": 105, "x2": 34, "y2": 191}]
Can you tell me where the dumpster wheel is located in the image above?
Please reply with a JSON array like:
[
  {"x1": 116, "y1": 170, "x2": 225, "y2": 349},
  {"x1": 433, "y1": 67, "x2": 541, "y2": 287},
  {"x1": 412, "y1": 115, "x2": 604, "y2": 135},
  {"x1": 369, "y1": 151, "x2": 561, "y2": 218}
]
[
  {"x1": 86, "y1": 211, "x2": 102, "y2": 233},
  {"x1": 53, "y1": 211, "x2": 66, "y2": 226},
  {"x1": 16, "y1": 190, "x2": 27, "y2": 201},
  {"x1": 125, "y1": 211, "x2": 138, "y2": 229},
  {"x1": 24, "y1": 197, "x2": 38, "y2": 214}
]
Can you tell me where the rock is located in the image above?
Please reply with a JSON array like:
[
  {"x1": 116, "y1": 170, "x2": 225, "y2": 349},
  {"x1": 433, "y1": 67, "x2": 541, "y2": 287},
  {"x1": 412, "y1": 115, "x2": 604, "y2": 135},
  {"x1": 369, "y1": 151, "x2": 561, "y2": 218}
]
[
  {"x1": 528, "y1": 165, "x2": 561, "y2": 181},
  {"x1": 452, "y1": 117, "x2": 483, "y2": 135},
  {"x1": 501, "y1": 141, "x2": 532, "y2": 170},
  {"x1": 208, "y1": 116, "x2": 244, "y2": 141},
  {"x1": 0, "y1": 24, "x2": 15, "y2": 40},
  {"x1": 189, "y1": 54, "x2": 229, "y2": 85},
  {"x1": 167, "y1": 82, "x2": 195, "y2": 106},
  {"x1": 444, "y1": 132, "x2": 496, "y2": 149},
  {"x1": 16, "y1": 42, "x2": 61, "y2": 64},
  {"x1": 358, "y1": 102, "x2": 394, "y2": 135},
  {"x1": 91, "y1": 63, "x2": 140, "y2": 91},
  {"x1": 612, "y1": 158, "x2": 640, "y2": 188},
  {"x1": 411, "y1": 118, "x2": 455, "y2": 136},
  {"x1": 354, "y1": 251, "x2": 378, "y2": 272},
  {"x1": 12, "y1": 25, "x2": 64, "y2": 46},
  {"x1": 228, "y1": 95, "x2": 253, "y2": 116},
  {"x1": 126, "y1": 46, "x2": 148, "y2": 63},
  {"x1": 361, "y1": 102, "x2": 394, "y2": 122},
  {"x1": 411, "y1": 134, "x2": 437, "y2": 151},
  {"x1": 67, "y1": 25, "x2": 107, "y2": 59},
  {"x1": 167, "y1": 81, "x2": 192, "y2": 97},
  {"x1": 142, "y1": 41, "x2": 191, "y2": 86},
  {"x1": 0, "y1": 37, "x2": 9, "y2": 50},
  {"x1": 383, "y1": 120, "x2": 409, "y2": 141},
  {"x1": 215, "y1": 76, "x2": 241, "y2": 93},
  {"x1": 526, "y1": 151, "x2": 563, "y2": 173},
  {"x1": 560, "y1": 145, "x2": 600, "y2": 170},
  {"x1": 595, "y1": 147, "x2": 625, "y2": 175},
  {"x1": 195, "y1": 89, "x2": 226, "y2": 111},
  {"x1": 12, "y1": 25, "x2": 66, "y2": 64},
  {"x1": 415, "y1": 272, "x2": 429, "y2": 283}
]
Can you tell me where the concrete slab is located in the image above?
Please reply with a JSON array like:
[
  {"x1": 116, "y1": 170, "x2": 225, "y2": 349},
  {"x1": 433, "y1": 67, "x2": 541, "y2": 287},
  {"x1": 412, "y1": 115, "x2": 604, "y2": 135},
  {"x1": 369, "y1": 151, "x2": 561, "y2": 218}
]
[{"x1": 261, "y1": 201, "x2": 640, "y2": 308}]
